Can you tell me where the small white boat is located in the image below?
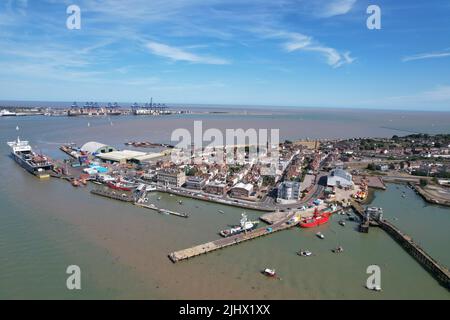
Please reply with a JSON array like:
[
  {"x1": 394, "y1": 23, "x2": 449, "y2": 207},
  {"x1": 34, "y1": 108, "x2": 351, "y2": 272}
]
[
  {"x1": 157, "y1": 196, "x2": 161, "y2": 200},
  {"x1": 316, "y1": 232, "x2": 324, "y2": 239},
  {"x1": 218, "y1": 210, "x2": 225, "y2": 214},
  {"x1": 262, "y1": 268, "x2": 276, "y2": 277},
  {"x1": 339, "y1": 220, "x2": 346, "y2": 226},
  {"x1": 178, "y1": 200, "x2": 183, "y2": 205},
  {"x1": 298, "y1": 250, "x2": 312, "y2": 257}
]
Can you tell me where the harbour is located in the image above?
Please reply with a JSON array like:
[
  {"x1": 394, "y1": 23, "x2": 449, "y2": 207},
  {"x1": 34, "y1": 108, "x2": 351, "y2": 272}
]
[{"x1": 1, "y1": 112, "x2": 450, "y2": 299}]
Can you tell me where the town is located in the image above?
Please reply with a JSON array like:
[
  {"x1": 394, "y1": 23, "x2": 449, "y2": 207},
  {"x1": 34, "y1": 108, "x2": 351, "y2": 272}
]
[{"x1": 6, "y1": 131, "x2": 450, "y2": 289}]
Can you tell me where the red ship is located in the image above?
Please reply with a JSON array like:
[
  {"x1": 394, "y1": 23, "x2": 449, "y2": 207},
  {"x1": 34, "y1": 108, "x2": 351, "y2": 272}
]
[
  {"x1": 107, "y1": 181, "x2": 133, "y2": 192},
  {"x1": 299, "y1": 208, "x2": 331, "y2": 228}
]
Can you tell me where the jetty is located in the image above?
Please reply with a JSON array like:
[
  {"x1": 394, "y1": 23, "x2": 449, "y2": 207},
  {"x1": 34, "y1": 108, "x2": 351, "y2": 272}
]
[
  {"x1": 379, "y1": 219, "x2": 450, "y2": 290},
  {"x1": 135, "y1": 202, "x2": 188, "y2": 218},
  {"x1": 169, "y1": 212, "x2": 298, "y2": 262},
  {"x1": 91, "y1": 188, "x2": 134, "y2": 202},
  {"x1": 351, "y1": 200, "x2": 449, "y2": 290}
]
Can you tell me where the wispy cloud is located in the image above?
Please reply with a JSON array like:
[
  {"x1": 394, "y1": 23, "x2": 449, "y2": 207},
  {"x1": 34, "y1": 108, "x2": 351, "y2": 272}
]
[
  {"x1": 402, "y1": 49, "x2": 450, "y2": 62},
  {"x1": 145, "y1": 41, "x2": 230, "y2": 65},
  {"x1": 268, "y1": 31, "x2": 355, "y2": 68},
  {"x1": 316, "y1": 0, "x2": 357, "y2": 18}
]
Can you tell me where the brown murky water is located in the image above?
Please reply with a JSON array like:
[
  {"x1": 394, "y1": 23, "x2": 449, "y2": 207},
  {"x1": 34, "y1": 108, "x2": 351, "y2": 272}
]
[{"x1": 1, "y1": 110, "x2": 449, "y2": 299}]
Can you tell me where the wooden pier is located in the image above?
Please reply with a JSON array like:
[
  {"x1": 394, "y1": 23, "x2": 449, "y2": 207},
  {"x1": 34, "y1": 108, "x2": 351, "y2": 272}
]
[{"x1": 169, "y1": 212, "x2": 298, "y2": 263}]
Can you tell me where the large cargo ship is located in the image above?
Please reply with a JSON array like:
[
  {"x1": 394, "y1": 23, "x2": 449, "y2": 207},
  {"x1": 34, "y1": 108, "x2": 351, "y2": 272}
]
[
  {"x1": 299, "y1": 208, "x2": 331, "y2": 228},
  {"x1": 7, "y1": 137, "x2": 54, "y2": 178},
  {"x1": 219, "y1": 213, "x2": 259, "y2": 237}
]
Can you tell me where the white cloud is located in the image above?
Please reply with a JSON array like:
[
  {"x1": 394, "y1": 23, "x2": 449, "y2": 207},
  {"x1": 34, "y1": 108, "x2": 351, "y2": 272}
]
[
  {"x1": 145, "y1": 41, "x2": 230, "y2": 65},
  {"x1": 270, "y1": 31, "x2": 355, "y2": 68},
  {"x1": 319, "y1": 0, "x2": 357, "y2": 18},
  {"x1": 402, "y1": 50, "x2": 450, "y2": 62}
]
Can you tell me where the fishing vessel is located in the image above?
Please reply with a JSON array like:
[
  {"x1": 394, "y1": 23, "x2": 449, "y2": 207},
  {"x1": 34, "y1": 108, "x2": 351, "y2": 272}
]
[
  {"x1": 7, "y1": 137, "x2": 53, "y2": 178},
  {"x1": 219, "y1": 213, "x2": 259, "y2": 237},
  {"x1": 299, "y1": 208, "x2": 331, "y2": 228}
]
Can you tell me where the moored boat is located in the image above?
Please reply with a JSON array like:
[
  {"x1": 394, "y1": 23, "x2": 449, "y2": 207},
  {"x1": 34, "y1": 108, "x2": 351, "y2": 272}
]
[
  {"x1": 297, "y1": 250, "x2": 312, "y2": 257},
  {"x1": 7, "y1": 137, "x2": 53, "y2": 178},
  {"x1": 219, "y1": 213, "x2": 259, "y2": 237},
  {"x1": 107, "y1": 181, "x2": 133, "y2": 191},
  {"x1": 332, "y1": 246, "x2": 344, "y2": 253},
  {"x1": 299, "y1": 208, "x2": 331, "y2": 228},
  {"x1": 262, "y1": 268, "x2": 276, "y2": 277}
]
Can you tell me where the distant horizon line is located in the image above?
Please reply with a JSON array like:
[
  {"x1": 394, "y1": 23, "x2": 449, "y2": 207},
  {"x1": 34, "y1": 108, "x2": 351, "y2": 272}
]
[{"x1": 0, "y1": 99, "x2": 449, "y2": 113}]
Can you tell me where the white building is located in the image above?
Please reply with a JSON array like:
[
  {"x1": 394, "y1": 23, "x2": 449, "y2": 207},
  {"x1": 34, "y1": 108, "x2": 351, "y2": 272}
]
[
  {"x1": 277, "y1": 181, "x2": 301, "y2": 203},
  {"x1": 327, "y1": 168, "x2": 353, "y2": 188}
]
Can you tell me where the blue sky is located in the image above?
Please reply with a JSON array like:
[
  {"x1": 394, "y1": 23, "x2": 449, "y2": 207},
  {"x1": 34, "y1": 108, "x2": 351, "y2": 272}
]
[{"x1": 0, "y1": 0, "x2": 449, "y2": 110}]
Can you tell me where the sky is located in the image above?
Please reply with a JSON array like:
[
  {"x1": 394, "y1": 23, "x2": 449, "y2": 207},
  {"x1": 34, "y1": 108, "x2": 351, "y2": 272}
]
[{"x1": 0, "y1": 0, "x2": 449, "y2": 111}]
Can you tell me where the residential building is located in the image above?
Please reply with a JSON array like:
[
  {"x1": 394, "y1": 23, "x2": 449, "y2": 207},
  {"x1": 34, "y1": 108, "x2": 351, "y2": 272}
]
[
  {"x1": 277, "y1": 181, "x2": 301, "y2": 201},
  {"x1": 157, "y1": 169, "x2": 186, "y2": 187},
  {"x1": 204, "y1": 182, "x2": 227, "y2": 195},
  {"x1": 230, "y1": 182, "x2": 254, "y2": 198},
  {"x1": 185, "y1": 176, "x2": 206, "y2": 190}
]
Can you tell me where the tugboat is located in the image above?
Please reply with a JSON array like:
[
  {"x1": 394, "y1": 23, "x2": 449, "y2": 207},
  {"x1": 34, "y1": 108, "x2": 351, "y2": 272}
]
[
  {"x1": 299, "y1": 208, "x2": 331, "y2": 228},
  {"x1": 7, "y1": 137, "x2": 53, "y2": 178},
  {"x1": 219, "y1": 213, "x2": 259, "y2": 237},
  {"x1": 262, "y1": 268, "x2": 276, "y2": 277},
  {"x1": 316, "y1": 232, "x2": 325, "y2": 239}
]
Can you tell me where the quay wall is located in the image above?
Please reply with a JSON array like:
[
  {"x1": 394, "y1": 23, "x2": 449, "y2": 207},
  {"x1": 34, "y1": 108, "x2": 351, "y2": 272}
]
[
  {"x1": 409, "y1": 183, "x2": 450, "y2": 207},
  {"x1": 379, "y1": 220, "x2": 450, "y2": 290},
  {"x1": 155, "y1": 187, "x2": 274, "y2": 212}
]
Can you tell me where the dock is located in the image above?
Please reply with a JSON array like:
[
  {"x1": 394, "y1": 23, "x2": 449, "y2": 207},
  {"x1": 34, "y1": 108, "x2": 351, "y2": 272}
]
[
  {"x1": 155, "y1": 186, "x2": 274, "y2": 212},
  {"x1": 259, "y1": 211, "x2": 291, "y2": 224},
  {"x1": 135, "y1": 202, "x2": 188, "y2": 218},
  {"x1": 91, "y1": 188, "x2": 135, "y2": 202},
  {"x1": 169, "y1": 212, "x2": 298, "y2": 262}
]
